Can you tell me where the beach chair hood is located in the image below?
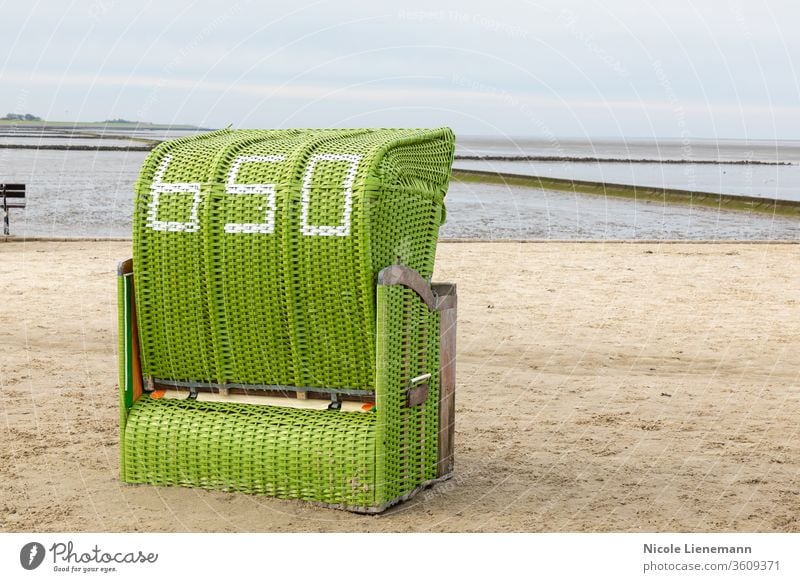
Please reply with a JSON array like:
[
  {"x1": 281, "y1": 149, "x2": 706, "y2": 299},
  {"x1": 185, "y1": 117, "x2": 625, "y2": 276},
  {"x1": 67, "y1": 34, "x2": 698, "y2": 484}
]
[{"x1": 132, "y1": 128, "x2": 455, "y2": 390}]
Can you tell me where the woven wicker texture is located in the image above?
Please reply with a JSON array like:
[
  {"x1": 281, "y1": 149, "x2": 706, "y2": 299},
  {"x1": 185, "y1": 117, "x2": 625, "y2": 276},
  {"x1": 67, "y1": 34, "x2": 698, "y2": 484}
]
[
  {"x1": 123, "y1": 396, "x2": 378, "y2": 507},
  {"x1": 124, "y1": 127, "x2": 454, "y2": 510},
  {"x1": 374, "y1": 285, "x2": 441, "y2": 505},
  {"x1": 121, "y1": 278, "x2": 441, "y2": 510},
  {"x1": 132, "y1": 128, "x2": 454, "y2": 389}
]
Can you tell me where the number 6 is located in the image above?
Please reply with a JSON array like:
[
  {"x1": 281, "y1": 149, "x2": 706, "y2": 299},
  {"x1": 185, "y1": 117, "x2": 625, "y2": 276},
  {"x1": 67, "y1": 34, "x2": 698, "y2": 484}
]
[{"x1": 146, "y1": 155, "x2": 201, "y2": 232}]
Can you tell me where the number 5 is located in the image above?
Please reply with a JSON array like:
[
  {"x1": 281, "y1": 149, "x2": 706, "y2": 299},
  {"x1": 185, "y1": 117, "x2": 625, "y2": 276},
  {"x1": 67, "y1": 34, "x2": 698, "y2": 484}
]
[{"x1": 224, "y1": 155, "x2": 285, "y2": 234}]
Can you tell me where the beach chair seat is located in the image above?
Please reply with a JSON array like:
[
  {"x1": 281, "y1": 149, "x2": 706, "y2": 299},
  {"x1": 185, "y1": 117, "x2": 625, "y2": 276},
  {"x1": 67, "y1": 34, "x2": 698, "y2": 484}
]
[{"x1": 117, "y1": 128, "x2": 456, "y2": 512}]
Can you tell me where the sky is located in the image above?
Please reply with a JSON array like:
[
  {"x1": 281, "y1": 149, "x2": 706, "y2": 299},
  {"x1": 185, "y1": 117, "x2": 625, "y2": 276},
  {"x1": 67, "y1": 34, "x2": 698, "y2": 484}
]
[{"x1": 1, "y1": 0, "x2": 798, "y2": 139}]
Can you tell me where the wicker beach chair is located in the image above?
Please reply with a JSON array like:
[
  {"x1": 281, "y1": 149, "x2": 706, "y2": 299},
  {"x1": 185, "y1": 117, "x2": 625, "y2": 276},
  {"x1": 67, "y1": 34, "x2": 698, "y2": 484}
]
[{"x1": 117, "y1": 128, "x2": 456, "y2": 512}]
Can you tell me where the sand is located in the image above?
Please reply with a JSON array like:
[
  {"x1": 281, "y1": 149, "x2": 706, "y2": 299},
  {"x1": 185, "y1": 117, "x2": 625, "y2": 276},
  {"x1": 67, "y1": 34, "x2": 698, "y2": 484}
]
[{"x1": 1, "y1": 240, "x2": 798, "y2": 532}]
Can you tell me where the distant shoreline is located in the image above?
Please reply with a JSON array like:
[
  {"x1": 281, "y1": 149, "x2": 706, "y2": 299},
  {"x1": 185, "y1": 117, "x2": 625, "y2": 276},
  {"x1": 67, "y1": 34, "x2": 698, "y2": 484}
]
[
  {"x1": 1, "y1": 141, "x2": 791, "y2": 167},
  {"x1": 0, "y1": 144, "x2": 154, "y2": 151},
  {"x1": 0, "y1": 120, "x2": 207, "y2": 151},
  {"x1": 0, "y1": 125, "x2": 792, "y2": 166},
  {"x1": 0, "y1": 120, "x2": 211, "y2": 131},
  {"x1": 0, "y1": 144, "x2": 155, "y2": 152}
]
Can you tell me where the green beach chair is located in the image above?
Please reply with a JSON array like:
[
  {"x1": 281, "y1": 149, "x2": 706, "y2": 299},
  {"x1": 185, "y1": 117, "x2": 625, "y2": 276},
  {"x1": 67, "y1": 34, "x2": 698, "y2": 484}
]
[{"x1": 117, "y1": 128, "x2": 457, "y2": 512}]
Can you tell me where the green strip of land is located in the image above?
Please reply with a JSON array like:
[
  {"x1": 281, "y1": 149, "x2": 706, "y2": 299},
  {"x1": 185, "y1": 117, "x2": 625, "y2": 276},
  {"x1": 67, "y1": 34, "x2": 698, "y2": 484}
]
[
  {"x1": 0, "y1": 120, "x2": 210, "y2": 149},
  {"x1": 0, "y1": 120, "x2": 207, "y2": 131},
  {"x1": 0, "y1": 144, "x2": 154, "y2": 151},
  {"x1": 453, "y1": 168, "x2": 800, "y2": 219}
]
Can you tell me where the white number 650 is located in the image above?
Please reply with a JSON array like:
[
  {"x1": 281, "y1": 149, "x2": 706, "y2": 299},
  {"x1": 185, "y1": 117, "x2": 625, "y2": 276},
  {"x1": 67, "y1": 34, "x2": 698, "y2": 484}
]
[{"x1": 146, "y1": 153, "x2": 363, "y2": 237}]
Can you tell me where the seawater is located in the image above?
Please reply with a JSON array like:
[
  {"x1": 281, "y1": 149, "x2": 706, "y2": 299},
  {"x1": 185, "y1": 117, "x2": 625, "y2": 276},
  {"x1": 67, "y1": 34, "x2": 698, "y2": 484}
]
[
  {"x1": 1, "y1": 132, "x2": 798, "y2": 240},
  {"x1": 455, "y1": 136, "x2": 800, "y2": 201},
  {"x1": 455, "y1": 136, "x2": 800, "y2": 163}
]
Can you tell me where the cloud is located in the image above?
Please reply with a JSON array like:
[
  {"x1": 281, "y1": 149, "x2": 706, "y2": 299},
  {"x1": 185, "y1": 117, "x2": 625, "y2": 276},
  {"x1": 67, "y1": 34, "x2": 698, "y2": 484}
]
[{"x1": 1, "y1": 0, "x2": 798, "y2": 137}]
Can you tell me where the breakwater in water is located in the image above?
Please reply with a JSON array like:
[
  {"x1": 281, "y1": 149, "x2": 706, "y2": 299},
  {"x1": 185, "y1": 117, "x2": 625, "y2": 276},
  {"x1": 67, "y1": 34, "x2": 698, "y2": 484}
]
[
  {"x1": 452, "y1": 168, "x2": 800, "y2": 218},
  {"x1": 454, "y1": 155, "x2": 790, "y2": 165}
]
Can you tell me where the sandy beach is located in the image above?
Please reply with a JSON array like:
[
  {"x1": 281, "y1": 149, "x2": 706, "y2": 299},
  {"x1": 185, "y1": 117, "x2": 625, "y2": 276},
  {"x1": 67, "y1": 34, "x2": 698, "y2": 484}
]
[{"x1": 1, "y1": 240, "x2": 798, "y2": 532}]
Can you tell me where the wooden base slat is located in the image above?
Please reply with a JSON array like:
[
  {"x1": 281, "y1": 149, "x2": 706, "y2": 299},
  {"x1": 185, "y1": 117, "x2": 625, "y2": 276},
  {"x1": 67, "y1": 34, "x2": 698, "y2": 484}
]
[{"x1": 159, "y1": 388, "x2": 372, "y2": 413}]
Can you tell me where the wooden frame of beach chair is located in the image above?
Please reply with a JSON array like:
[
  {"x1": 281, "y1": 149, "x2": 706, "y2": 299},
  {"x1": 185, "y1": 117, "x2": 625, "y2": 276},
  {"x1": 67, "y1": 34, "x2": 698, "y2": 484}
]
[{"x1": 117, "y1": 128, "x2": 456, "y2": 512}]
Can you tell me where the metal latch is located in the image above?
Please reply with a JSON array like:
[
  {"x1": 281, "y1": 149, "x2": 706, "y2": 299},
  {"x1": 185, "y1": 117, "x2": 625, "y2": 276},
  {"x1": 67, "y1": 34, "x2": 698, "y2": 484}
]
[{"x1": 405, "y1": 373, "x2": 431, "y2": 407}]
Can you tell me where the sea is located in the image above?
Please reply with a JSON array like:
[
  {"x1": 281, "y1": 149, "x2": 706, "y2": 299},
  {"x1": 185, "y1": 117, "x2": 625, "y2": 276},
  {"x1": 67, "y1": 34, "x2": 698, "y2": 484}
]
[{"x1": 1, "y1": 130, "x2": 799, "y2": 240}]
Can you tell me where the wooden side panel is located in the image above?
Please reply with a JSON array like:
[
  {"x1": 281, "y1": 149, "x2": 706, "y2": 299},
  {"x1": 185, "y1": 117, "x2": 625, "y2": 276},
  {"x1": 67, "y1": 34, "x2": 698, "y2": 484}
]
[
  {"x1": 118, "y1": 259, "x2": 143, "y2": 407},
  {"x1": 129, "y1": 277, "x2": 143, "y2": 404},
  {"x1": 434, "y1": 283, "x2": 457, "y2": 477},
  {"x1": 378, "y1": 265, "x2": 436, "y2": 310}
]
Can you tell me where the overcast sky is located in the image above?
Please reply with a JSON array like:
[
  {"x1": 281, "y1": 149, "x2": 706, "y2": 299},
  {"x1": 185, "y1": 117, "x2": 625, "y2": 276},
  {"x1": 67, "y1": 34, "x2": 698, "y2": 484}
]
[{"x1": 1, "y1": 0, "x2": 798, "y2": 139}]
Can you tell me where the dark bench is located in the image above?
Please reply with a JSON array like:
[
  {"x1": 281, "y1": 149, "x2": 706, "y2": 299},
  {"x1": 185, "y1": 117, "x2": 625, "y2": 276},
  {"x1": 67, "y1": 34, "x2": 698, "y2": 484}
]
[{"x1": 1, "y1": 183, "x2": 25, "y2": 235}]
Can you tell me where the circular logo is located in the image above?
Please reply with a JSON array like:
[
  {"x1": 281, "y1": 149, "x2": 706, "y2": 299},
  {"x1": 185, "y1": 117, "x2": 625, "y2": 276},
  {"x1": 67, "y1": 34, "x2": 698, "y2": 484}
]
[{"x1": 20, "y1": 542, "x2": 46, "y2": 570}]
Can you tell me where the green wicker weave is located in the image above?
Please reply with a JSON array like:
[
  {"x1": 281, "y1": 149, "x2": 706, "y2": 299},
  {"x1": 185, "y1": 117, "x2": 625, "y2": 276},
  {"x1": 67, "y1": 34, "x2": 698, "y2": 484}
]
[{"x1": 119, "y1": 127, "x2": 455, "y2": 512}]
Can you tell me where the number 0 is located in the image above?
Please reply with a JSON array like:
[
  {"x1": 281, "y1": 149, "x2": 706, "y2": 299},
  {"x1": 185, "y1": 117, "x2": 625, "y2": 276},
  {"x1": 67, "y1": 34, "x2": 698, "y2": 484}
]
[{"x1": 300, "y1": 153, "x2": 362, "y2": 237}]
